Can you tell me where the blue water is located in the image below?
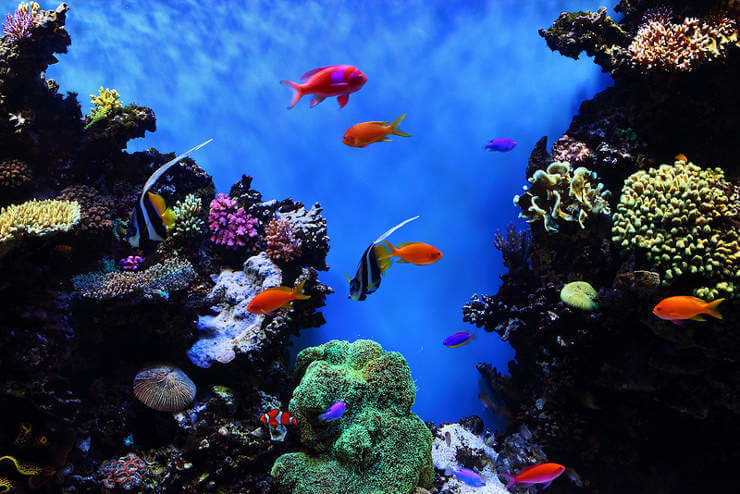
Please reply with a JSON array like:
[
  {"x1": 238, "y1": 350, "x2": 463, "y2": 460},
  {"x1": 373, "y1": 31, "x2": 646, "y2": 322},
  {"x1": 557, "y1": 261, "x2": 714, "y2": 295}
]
[{"x1": 40, "y1": 0, "x2": 612, "y2": 427}]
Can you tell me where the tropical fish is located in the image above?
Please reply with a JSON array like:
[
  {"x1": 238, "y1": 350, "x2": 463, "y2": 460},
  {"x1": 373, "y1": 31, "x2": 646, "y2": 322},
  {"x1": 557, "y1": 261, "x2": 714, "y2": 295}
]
[
  {"x1": 318, "y1": 401, "x2": 346, "y2": 422},
  {"x1": 652, "y1": 296, "x2": 724, "y2": 324},
  {"x1": 281, "y1": 65, "x2": 367, "y2": 109},
  {"x1": 342, "y1": 114, "x2": 411, "y2": 147},
  {"x1": 445, "y1": 466, "x2": 486, "y2": 487},
  {"x1": 484, "y1": 138, "x2": 517, "y2": 152},
  {"x1": 247, "y1": 279, "x2": 311, "y2": 315},
  {"x1": 348, "y1": 216, "x2": 419, "y2": 301},
  {"x1": 674, "y1": 153, "x2": 688, "y2": 162},
  {"x1": 443, "y1": 331, "x2": 474, "y2": 348},
  {"x1": 503, "y1": 463, "x2": 566, "y2": 489},
  {"x1": 260, "y1": 409, "x2": 298, "y2": 428},
  {"x1": 378, "y1": 240, "x2": 442, "y2": 266},
  {"x1": 127, "y1": 139, "x2": 213, "y2": 247}
]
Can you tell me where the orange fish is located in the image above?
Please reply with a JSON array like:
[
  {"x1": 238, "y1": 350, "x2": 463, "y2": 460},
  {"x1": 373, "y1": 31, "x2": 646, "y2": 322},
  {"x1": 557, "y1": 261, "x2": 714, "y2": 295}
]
[
  {"x1": 652, "y1": 296, "x2": 724, "y2": 324},
  {"x1": 377, "y1": 240, "x2": 442, "y2": 266},
  {"x1": 674, "y1": 153, "x2": 688, "y2": 162},
  {"x1": 503, "y1": 463, "x2": 566, "y2": 489},
  {"x1": 247, "y1": 279, "x2": 310, "y2": 315},
  {"x1": 342, "y1": 114, "x2": 411, "y2": 148},
  {"x1": 281, "y1": 65, "x2": 367, "y2": 109}
]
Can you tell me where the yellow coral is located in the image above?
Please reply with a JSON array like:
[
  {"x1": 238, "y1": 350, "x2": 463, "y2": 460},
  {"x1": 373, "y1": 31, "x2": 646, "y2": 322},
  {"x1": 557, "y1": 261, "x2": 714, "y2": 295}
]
[
  {"x1": 89, "y1": 86, "x2": 122, "y2": 118},
  {"x1": 612, "y1": 161, "x2": 739, "y2": 299},
  {"x1": 560, "y1": 281, "x2": 599, "y2": 311},
  {"x1": 0, "y1": 199, "x2": 81, "y2": 244},
  {"x1": 16, "y1": 2, "x2": 40, "y2": 14}
]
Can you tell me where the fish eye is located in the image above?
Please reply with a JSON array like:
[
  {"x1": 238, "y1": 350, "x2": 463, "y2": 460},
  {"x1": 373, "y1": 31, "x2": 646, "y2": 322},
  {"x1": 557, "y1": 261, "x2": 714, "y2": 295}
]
[{"x1": 656, "y1": 307, "x2": 661, "y2": 311}]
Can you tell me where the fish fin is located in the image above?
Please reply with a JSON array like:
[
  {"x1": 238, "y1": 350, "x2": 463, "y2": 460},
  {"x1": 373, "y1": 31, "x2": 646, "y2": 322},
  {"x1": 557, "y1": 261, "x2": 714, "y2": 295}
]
[
  {"x1": 395, "y1": 259, "x2": 411, "y2": 263},
  {"x1": 372, "y1": 216, "x2": 420, "y2": 244},
  {"x1": 503, "y1": 473, "x2": 516, "y2": 489},
  {"x1": 292, "y1": 279, "x2": 311, "y2": 300},
  {"x1": 272, "y1": 286, "x2": 294, "y2": 292},
  {"x1": 310, "y1": 95, "x2": 326, "y2": 108},
  {"x1": 366, "y1": 121, "x2": 390, "y2": 126},
  {"x1": 329, "y1": 82, "x2": 350, "y2": 88},
  {"x1": 374, "y1": 244, "x2": 393, "y2": 275},
  {"x1": 300, "y1": 66, "x2": 329, "y2": 81},
  {"x1": 518, "y1": 482, "x2": 534, "y2": 488},
  {"x1": 162, "y1": 208, "x2": 176, "y2": 229},
  {"x1": 543, "y1": 480, "x2": 553, "y2": 489},
  {"x1": 670, "y1": 319, "x2": 686, "y2": 326},
  {"x1": 376, "y1": 241, "x2": 396, "y2": 261},
  {"x1": 147, "y1": 191, "x2": 168, "y2": 216},
  {"x1": 704, "y1": 298, "x2": 725, "y2": 319},
  {"x1": 389, "y1": 113, "x2": 411, "y2": 137},
  {"x1": 338, "y1": 93, "x2": 349, "y2": 108},
  {"x1": 279, "y1": 302, "x2": 293, "y2": 309},
  {"x1": 691, "y1": 314, "x2": 707, "y2": 321},
  {"x1": 281, "y1": 80, "x2": 303, "y2": 109},
  {"x1": 381, "y1": 138, "x2": 392, "y2": 142},
  {"x1": 344, "y1": 273, "x2": 352, "y2": 282},
  {"x1": 395, "y1": 242, "x2": 418, "y2": 249}
]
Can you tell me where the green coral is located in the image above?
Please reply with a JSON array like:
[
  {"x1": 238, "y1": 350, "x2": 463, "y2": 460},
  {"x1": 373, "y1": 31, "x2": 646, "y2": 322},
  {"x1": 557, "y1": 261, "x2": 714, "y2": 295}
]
[
  {"x1": 612, "y1": 161, "x2": 739, "y2": 299},
  {"x1": 271, "y1": 340, "x2": 433, "y2": 494},
  {"x1": 170, "y1": 193, "x2": 205, "y2": 239},
  {"x1": 513, "y1": 161, "x2": 611, "y2": 233},
  {"x1": 560, "y1": 281, "x2": 598, "y2": 311},
  {"x1": 88, "y1": 86, "x2": 122, "y2": 119}
]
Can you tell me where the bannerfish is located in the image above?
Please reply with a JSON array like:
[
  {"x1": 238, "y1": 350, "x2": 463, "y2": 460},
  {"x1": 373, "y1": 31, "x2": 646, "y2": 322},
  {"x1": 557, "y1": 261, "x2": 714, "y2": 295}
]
[
  {"x1": 281, "y1": 65, "x2": 367, "y2": 109},
  {"x1": 342, "y1": 114, "x2": 411, "y2": 147},
  {"x1": 484, "y1": 138, "x2": 517, "y2": 152},
  {"x1": 349, "y1": 216, "x2": 419, "y2": 301},
  {"x1": 259, "y1": 409, "x2": 298, "y2": 428},
  {"x1": 503, "y1": 463, "x2": 566, "y2": 489},
  {"x1": 318, "y1": 401, "x2": 346, "y2": 422},
  {"x1": 652, "y1": 296, "x2": 724, "y2": 324},
  {"x1": 377, "y1": 240, "x2": 442, "y2": 266},
  {"x1": 445, "y1": 466, "x2": 486, "y2": 487},
  {"x1": 443, "y1": 331, "x2": 474, "y2": 348},
  {"x1": 127, "y1": 139, "x2": 213, "y2": 247},
  {"x1": 247, "y1": 279, "x2": 311, "y2": 315}
]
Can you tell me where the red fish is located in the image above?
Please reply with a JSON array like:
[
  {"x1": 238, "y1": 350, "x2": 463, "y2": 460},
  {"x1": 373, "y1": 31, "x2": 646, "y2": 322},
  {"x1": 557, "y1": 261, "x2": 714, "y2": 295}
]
[
  {"x1": 652, "y1": 296, "x2": 724, "y2": 324},
  {"x1": 259, "y1": 409, "x2": 297, "y2": 428},
  {"x1": 281, "y1": 65, "x2": 367, "y2": 109},
  {"x1": 377, "y1": 240, "x2": 443, "y2": 266},
  {"x1": 503, "y1": 463, "x2": 566, "y2": 489},
  {"x1": 247, "y1": 279, "x2": 310, "y2": 315},
  {"x1": 342, "y1": 114, "x2": 411, "y2": 147}
]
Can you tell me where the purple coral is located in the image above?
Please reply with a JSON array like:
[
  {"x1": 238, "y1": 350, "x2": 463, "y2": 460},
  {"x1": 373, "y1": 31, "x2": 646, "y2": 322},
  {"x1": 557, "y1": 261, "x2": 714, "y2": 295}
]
[
  {"x1": 2, "y1": 9, "x2": 34, "y2": 42},
  {"x1": 208, "y1": 193, "x2": 258, "y2": 248},
  {"x1": 265, "y1": 217, "x2": 302, "y2": 262},
  {"x1": 119, "y1": 255, "x2": 145, "y2": 271},
  {"x1": 100, "y1": 453, "x2": 148, "y2": 491}
]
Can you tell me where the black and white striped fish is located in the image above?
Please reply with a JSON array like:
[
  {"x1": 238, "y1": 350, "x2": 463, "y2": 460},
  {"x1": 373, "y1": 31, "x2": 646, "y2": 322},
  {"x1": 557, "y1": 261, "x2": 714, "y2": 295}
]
[
  {"x1": 127, "y1": 139, "x2": 212, "y2": 247},
  {"x1": 348, "y1": 216, "x2": 419, "y2": 301}
]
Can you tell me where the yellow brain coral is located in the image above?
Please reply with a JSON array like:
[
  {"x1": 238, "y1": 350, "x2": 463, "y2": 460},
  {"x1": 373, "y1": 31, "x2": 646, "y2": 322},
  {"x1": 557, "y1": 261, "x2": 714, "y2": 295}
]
[
  {"x1": 513, "y1": 161, "x2": 611, "y2": 233},
  {"x1": 89, "y1": 86, "x2": 122, "y2": 118},
  {"x1": 612, "y1": 161, "x2": 739, "y2": 299},
  {"x1": 0, "y1": 199, "x2": 81, "y2": 244}
]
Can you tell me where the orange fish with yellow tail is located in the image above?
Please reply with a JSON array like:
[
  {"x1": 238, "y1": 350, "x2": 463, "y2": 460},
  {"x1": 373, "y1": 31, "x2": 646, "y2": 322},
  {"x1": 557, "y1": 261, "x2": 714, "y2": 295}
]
[
  {"x1": 377, "y1": 240, "x2": 442, "y2": 266},
  {"x1": 342, "y1": 114, "x2": 411, "y2": 148},
  {"x1": 247, "y1": 279, "x2": 310, "y2": 315},
  {"x1": 652, "y1": 296, "x2": 724, "y2": 324}
]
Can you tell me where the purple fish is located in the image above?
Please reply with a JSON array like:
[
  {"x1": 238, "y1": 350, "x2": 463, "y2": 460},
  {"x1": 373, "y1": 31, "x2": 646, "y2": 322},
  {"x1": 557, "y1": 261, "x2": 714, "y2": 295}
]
[
  {"x1": 446, "y1": 466, "x2": 486, "y2": 487},
  {"x1": 484, "y1": 138, "x2": 517, "y2": 152},
  {"x1": 318, "y1": 401, "x2": 346, "y2": 421},
  {"x1": 443, "y1": 331, "x2": 474, "y2": 348}
]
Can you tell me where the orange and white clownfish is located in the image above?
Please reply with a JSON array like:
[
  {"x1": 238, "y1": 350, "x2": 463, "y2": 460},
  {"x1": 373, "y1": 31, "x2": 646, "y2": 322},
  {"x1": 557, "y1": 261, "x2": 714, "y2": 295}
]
[{"x1": 259, "y1": 409, "x2": 298, "y2": 428}]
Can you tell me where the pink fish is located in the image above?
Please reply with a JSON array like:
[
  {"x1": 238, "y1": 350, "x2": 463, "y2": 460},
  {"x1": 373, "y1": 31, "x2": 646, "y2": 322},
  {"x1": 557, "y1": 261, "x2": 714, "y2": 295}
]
[
  {"x1": 503, "y1": 462, "x2": 566, "y2": 489},
  {"x1": 281, "y1": 65, "x2": 367, "y2": 109}
]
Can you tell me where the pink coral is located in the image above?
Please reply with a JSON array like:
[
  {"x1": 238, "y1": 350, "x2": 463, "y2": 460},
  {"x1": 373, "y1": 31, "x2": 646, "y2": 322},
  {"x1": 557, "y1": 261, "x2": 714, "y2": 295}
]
[
  {"x1": 2, "y1": 9, "x2": 34, "y2": 42},
  {"x1": 100, "y1": 453, "x2": 148, "y2": 491},
  {"x1": 265, "y1": 217, "x2": 302, "y2": 262},
  {"x1": 119, "y1": 255, "x2": 145, "y2": 271},
  {"x1": 208, "y1": 193, "x2": 258, "y2": 248}
]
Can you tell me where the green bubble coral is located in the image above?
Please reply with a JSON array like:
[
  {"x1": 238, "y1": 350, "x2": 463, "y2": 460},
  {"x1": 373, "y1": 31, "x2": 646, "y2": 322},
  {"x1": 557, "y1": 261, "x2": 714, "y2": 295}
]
[
  {"x1": 560, "y1": 281, "x2": 599, "y2": 311},
  {"x1": 88, "y1": 86, "x2": 122, "y2": 119},
  {"x1": 271, "y1": 339, "x2": 434, "y2": 494},
  {"x1": 514, "y1": 161, "x2": 611, "y2": 233},
  {"x1": 612, "y1": 161, "x2": 739, "y2": 299}
]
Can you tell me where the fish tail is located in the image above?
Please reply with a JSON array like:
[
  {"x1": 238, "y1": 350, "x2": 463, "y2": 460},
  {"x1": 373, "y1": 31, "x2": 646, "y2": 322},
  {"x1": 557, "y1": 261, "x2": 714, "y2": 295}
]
[
  {"x1": 503, "y1": 473, "x2": 517, "y2": 489},
  {"x1": 280, "y1": 80, "x2": 303, "y2": 109},
  {"x1": 292, "y1": 278, "x2": 311, "y2": 300},
  {"x1": 374, "y1": 243, "x2": 394, "y2": 275},
  {"x1": 703, "y1": 298, "x2": 725, "y2": 319},
  {"x1": 389, "y1": 113, "x2": 411, "y2": 137},
  {"x1": 378, "y1": 240, "x2": 398, "y2": 259}
]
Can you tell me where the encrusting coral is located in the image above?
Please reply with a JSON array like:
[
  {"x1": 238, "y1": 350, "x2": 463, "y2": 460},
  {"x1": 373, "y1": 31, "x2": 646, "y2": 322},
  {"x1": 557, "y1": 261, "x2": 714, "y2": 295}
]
[
  {"x1": 271, "y1": 339, "x2": 434, "y2": 494},
  {"x1": 0, "y1": 159, "x2": 31, "y2": 190},
  {"x1": 513, "y1": 161, "x2": 611, "y2": 233},
  {"x1": 612, "y1": 160, "x2": 739, "y2": 299},
  {"x1": 58, "y1": 184, "x2": 114, "y2": 232},
  {"x1": 265, "y1": 217, "x2": 302, "y2": 262},
  {"x1": 0, "y1": 198, "x2": 80, "y2": 246}
]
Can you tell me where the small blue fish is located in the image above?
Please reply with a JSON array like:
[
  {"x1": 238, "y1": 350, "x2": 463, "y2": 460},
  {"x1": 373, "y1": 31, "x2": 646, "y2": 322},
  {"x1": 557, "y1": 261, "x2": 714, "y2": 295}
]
[
  {"x1": 319, "y1": 401, "x2": 346, "y2": 421},
  {"x1": 443, "y1": 331, "x2": 474, "y2": 348},
  {"x1": 446, "y1": 466, "x2": 486, "y2": 487},
  {"x1": 484, "y1": 138, "x2": 517, "y2": 152}
]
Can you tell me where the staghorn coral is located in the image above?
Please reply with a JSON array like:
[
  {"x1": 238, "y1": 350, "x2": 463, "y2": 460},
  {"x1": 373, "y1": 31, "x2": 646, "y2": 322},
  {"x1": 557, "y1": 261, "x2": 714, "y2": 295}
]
[
  {"x1": 2, "y1": 7, "x2": 34, "y2": 42},
  {"x1": 0, "y1": 159, "x2": 31, "y2": 189},
  {"x1": 0, "y1": 198, "x2": 80, "y2": 245},
  {"x1": 628, "y1": 8, "x2": 740, "y2": 73},
  {"x1": 513, "y1": 161, "x2": 611, "y2": 234},
  {"x1": 265, "y1": 217, "x2": 302, "y2": 262},
  {"x1": 88, "y1": 86, "x2": 122, "y2": 118},
  {"x1": 58, "y1": 184, "x2": 114, "y2": 232},
  {"x1": 271, "y1": 339, "x2": 434, "y2": 494},
  {"x1": 170, "y1": 193, "x2": 205, "y2": 240},
  {"x1": 208, "y1": 193, "x2": 258, "y2": 248},
  {"x1": 612, "y1": 161, "x2": 739, "y2": 299},
  {"x1": 72, "y1": 256, "x2": 196, "y2": 300}
]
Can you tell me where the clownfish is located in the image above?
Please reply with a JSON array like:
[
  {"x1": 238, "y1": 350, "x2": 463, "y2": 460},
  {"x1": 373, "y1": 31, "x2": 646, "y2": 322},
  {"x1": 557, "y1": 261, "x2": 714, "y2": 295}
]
[
  {"x1": 127, "y1": 139, "x2": 212, "y2": 247},
  {"x1": 281, "y1": 65, "x2": 367, "y2": 109},
  {"x1": 260, "y1": 409, "x2": 297, "y2": 428}
]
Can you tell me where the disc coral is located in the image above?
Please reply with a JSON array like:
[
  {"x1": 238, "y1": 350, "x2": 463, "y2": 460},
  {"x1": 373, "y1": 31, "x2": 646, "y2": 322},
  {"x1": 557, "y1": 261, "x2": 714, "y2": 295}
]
[{"x1": 133, "y1": 365, "x2": 196, "y2": 412}]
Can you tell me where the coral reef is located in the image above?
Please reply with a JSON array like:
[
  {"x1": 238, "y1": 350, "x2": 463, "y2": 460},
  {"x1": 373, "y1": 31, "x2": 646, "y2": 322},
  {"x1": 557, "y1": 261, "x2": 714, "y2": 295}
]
[
  {"x1": 88, "y1": 86, "x2": 122, "y2": 118},
  {"x1": 0, "y1": 159, "x2": 31, "y2": 191},
  {"x1": 271, "y1": 339, "x2": 434, "y2": 494},
  {"x1": 612, "y1": 160, "x2": 738, "y2": 299},
  {"x1": 266, "y1": 217, "x2": 303, "y2": 262},
  {"x1": 0, "y1": 198, "x2": 80, "y2": 251},
  {"x1": 208, "y1": 192, "x2": 259, "y2": 248},
  {"x1": 169, "y1": 193, "x2": 205, "y2": 241},
  {"x1": 560, "y1": 281, "x2": 598, "y2": 311}
]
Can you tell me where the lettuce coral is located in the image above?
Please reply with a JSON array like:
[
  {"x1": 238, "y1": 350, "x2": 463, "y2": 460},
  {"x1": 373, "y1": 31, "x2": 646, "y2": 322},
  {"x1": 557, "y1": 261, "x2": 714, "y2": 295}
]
[
  {"x1": 271, "y1": 339, "x2": 433, "y2": 494},
  {"x1": 0, "y1": 198, "x2": 80, "y2": 245},
  {"x1": 513, "y1": 161, "x2": 611, "y2": 233},
  {"x1": 612, "y1": 161, "x2": 739, "y2": 299}
]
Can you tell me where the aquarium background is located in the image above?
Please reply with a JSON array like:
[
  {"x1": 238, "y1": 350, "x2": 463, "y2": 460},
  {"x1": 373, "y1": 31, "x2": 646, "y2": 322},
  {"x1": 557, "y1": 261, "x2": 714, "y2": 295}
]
[{"x1": 40, "y1": 0, "x2": 614, "y2": 427}]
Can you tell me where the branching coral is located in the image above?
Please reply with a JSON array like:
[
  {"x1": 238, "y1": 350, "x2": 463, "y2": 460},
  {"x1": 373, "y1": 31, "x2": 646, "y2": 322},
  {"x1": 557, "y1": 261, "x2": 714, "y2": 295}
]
[
  {"x1": 2, "y1": 7, "x2": 35, "y2": 42},
  {"x1": 0, "y1": 160, "x2": 31, "y2": 189},
  {"x1": 271, "y1": 339, "x2": 434, "y2": 494},
  {"x1": 493, "y1": 223, "x2": 531, "y2": 273},
  {"x1": 169, "y1": 193, "x2": 205, "y2": 240},
  {"x1": 88, "y1": 86, "x2": 122, "y2": 118},
  {"x1": 265, "y1": 217, "x2": 302, "y2": 262},
  {"x1": 629, "y1": 8, "x2": 740, "y2": 73},
  {"x1": 0, "y1": 199, "x2": 80, "y2": 244},
  {"x1": 513, "y1": 162, "x2": 611, "y2": 233},
  {"x1": 612, "y1": 161, "x2": 739, "y2": 299},
  {"x1": 208, "y1": 193, "x2": 258, "y2": 248},
  {"x1": 72, "y1": 257, "x2": 196, "y2": 300}
]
